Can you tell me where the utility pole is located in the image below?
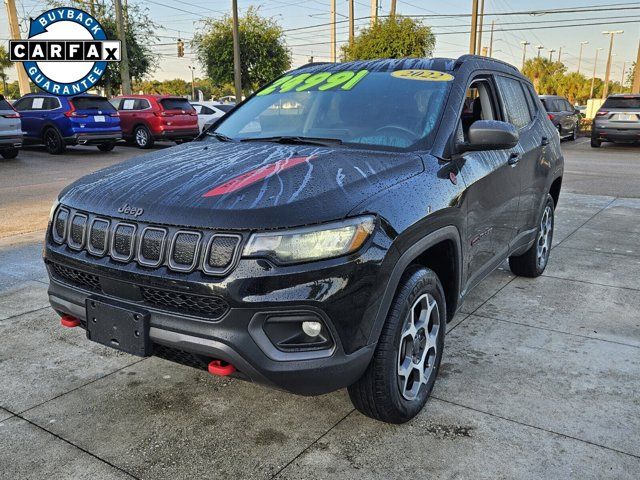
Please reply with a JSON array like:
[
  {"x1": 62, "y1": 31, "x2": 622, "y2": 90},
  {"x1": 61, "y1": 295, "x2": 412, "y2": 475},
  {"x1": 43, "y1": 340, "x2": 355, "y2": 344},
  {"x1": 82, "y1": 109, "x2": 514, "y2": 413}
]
[
  {"x1": 5, "y1": 0, "x2": 30, "y2": 95},
  {"x1": 188, "y1": 66, "x2": 196, "y2": 100},
  {"x1": 488, "y1": 20, "x2": 495, "y2": 57},
  {"x1": 349, "y1": 0, "x2": 354, "y2": 47},
  {"x1": 621, "y1": 61, "x2": 627, "y2": 88},
  {"x1": 469, "y1": 0, "x2": 479, "y2": 55},
  {"x1": 114, "y1": 0, "x2": 131, "y2": 94},
  {"x1": 633, "y1": 40, "x2": 640, "y2": 94},
  {"x1": 370, "y1": 0, "x2": 378, "y2": 26},
  {"x1": 602, "y1": 30, "x2": 624, "y2": 99},
  {"x1": 548, "y1": 49, "x2": 556, "y2": 62},
  {"x1": 536, "y1": 45, "x2": 544, "y2": 58},
  {"x1": 520, "y1": 41, "x2": 530, "y2": 70},
  {"x1": 557, "y1": 46, "x2": 563, "y2": 63},
  {"x1": 390, "y1": 0, "x2": 397, "y2": 17},
  {"x1": 231, "y1": 0, "x2": 242, "y2": 102},
  {"x1": 590, "y1": 47, "x2": 603, "y2": 98},
  {"x1": 330, "y1": 0, "x2": 336, "y2": 62},
  {"x1": 476, "y1": 0, "x2": 485, "y2": 56},
  {"x1": 577, "y1": 41, "x2": 588, "y2": 74}
]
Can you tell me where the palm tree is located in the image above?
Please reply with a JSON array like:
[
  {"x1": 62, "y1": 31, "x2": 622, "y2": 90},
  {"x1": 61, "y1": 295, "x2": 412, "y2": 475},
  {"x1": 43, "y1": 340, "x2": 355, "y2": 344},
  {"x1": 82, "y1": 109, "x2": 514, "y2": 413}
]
[{"x1": 0, "y1": 46, "x2": 12, "y2": 94}]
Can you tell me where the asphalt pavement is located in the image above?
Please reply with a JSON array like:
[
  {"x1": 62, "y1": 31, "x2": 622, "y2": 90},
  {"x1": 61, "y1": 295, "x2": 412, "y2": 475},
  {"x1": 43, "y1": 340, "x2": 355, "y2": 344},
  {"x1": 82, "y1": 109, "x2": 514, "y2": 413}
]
[{"x1": 1, "y1": 139, "x2": 639, "y2": 479}]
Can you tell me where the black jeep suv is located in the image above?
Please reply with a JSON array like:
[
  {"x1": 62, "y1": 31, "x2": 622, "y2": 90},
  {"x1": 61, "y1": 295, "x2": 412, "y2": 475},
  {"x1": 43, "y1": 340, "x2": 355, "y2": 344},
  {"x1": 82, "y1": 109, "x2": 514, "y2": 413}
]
[{"x1": 44, "y1": 56, "x2": 563, "y2": 424}]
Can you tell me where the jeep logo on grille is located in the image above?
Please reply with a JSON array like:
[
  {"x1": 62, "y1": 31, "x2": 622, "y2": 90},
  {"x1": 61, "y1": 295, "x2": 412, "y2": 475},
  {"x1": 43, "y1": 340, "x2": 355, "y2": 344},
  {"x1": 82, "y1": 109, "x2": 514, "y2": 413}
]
[{"x1": 118, "y1": 204, "x2": 144, "y2": 217}]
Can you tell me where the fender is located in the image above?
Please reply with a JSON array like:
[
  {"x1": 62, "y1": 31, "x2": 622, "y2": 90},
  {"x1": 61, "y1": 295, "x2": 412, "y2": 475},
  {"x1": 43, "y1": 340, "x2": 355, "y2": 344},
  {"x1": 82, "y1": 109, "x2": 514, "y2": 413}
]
[{"x1": 366, "y1": 225, "x2": 462, "y2": 347}]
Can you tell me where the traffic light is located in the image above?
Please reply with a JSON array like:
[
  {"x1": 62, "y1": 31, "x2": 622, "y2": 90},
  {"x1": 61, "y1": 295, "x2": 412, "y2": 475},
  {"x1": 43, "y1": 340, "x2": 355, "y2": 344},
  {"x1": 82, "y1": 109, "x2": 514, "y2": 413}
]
[{"x1": 177, "y1": 38, "x2": 184, "y2": 58}]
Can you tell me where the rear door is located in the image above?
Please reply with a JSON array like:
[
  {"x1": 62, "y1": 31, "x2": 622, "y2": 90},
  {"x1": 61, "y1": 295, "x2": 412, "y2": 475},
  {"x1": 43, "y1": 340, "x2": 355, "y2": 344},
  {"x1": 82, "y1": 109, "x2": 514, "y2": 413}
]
[
  {"x1": 12, "y1": 97, "x2": 35, "y2": 137},
  {"x1": 69, "y1": 96, "x2": 120, "y2": 133},
  {"x1": 497, "y1": 77, "x2": 549, "y2": 241},
  {"x1": 159, "y1": 97, "x2": 198, "y2": 130}
]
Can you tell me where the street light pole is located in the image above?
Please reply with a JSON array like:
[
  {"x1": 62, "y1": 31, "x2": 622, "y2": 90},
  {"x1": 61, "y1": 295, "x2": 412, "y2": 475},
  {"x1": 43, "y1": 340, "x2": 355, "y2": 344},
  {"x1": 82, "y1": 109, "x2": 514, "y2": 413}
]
[
  {"x1": 114, "y1": 0, "x2": 131, "y2": 94},
  {"x1": 469, "y1": 0, "x2": 479, "y2": 55},
  {"x1": 621, "y1": 61, "x2": 627, "y2": 88},
  {"x1": 476, "y1": 0, "x2": 485, "y2": 56},
  {"x1": 330, "y1": 0, "x2": 336, "y2": 62},
  {"x1": 520, "y1": 41, "x2": 530, "y2": 70},
  {"x1": 602, "y1": 30, "x2": 624, "y2": 99},
  {"x1": 348, "y1": 0, "x2": 354, "y2": 48},
  {"x1": 557, "y1": 46, "x2": 563, "y2": 63},
  {"x1": 231, "y1": 0, "x2": 242, "y2": 102},
  {"x1": 577, "y1": 41, "x2": 588, "y2": 75},
  {"x1": 4, "y1": 0, "x2": 30, "y2": 95},
  {"x1": 536, "y1": 45, "x2": 544, "y2": 58},
  {"x1": 590, "y1": 47, "x2": 603, "y2": 99},
  {"x1": 548, "y1": 49, "x2": 556, "y2": 62},
  {"x1": 188, "y1": 66, "x2": 196, "y2": 100},
  {"x1": 370, "y1": 0, "x2": 378, "y2": 26},
  {"x1": 488, "y1": 20, "x2": 495, "y2": 57}
]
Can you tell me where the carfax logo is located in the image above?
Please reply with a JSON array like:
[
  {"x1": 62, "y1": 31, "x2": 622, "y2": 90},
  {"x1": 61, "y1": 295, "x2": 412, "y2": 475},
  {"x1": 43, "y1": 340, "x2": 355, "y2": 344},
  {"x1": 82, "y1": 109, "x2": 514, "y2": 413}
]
[{"x1": 9, "y1": 8, "x2": 121, "y2": 95}]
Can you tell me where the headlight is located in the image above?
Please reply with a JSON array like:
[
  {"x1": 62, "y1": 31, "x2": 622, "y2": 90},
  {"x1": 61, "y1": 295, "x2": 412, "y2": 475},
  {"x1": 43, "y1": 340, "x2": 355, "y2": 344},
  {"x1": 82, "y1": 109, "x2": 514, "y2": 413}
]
[{"x1": 243, "y1": 216, "x2": 376, "y2": 264}]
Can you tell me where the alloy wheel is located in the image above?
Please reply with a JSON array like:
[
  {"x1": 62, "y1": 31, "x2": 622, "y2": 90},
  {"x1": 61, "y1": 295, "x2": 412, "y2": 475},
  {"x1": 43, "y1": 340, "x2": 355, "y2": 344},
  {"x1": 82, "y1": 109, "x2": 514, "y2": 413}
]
[
  {"x1": 536, "y1": 205, "x2": 553, "y2": 269},
  {"x1": 45, "y1": 131, "x2": 59, "y2": 151},
  {"x1": 397, "y1": 293, "x2": 440, "y2": 401},
  {"x1": 136, "y1": 128, "x2": 148, "y2": 147}
]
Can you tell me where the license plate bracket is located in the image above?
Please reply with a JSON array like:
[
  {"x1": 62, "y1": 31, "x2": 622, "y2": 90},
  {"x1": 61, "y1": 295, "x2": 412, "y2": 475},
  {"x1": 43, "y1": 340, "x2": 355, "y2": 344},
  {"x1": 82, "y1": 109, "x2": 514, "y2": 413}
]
[{"x1": 86, "y1": 298, "x2": 150, "y2": 356}]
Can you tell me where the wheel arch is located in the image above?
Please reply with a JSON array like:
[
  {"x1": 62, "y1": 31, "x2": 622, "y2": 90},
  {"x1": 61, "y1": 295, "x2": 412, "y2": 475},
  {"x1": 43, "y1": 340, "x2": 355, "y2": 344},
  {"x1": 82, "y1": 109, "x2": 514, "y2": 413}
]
[
  {"x1": 368, "y1": 226, "x2": 462, "y2": 346},
  {"x1": 549, "y1": 176, "x2": 562, "y2": 209}
]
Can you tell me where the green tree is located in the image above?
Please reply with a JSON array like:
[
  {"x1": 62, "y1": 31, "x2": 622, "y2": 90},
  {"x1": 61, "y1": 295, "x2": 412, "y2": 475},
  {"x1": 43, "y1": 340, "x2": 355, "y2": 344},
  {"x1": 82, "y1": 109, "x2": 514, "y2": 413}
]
[
  {"x1": 0, "y1": 46, "x2": 12, "y2": 94},
  {"x1": 522, "y1": 58, "x2": 567, "y2": 94},
  {"x1": 49, "y1": 0, "x2": 157, "y2": 94},
  {"x1": 193, "y1": 6, "x2": 291, "y2": 96},
  {"x1": 341, "y1": 16, "x2": 435, "y2": 61}
]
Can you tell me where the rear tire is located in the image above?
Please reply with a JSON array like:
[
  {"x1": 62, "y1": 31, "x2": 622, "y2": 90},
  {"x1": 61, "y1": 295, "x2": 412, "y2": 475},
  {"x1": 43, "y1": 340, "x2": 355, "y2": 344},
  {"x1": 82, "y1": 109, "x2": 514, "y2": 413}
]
[
  {"x1": 97, "y1": 142, "x2": 115, "y2": 152},
  {"x1": 348, "y1": 267, "x2": 446, "y2": 424},
  {"x1": 1, "y1": 147, "x2": 19, "y2": 159},
  {"x1": 569, "y1": 123, "x2": 578, "y2": 141},
  {"x1": 509, "y1": 194, "x2": 554, "y2": 278},
  {"x1": 43, "y1": 128, "x2": 66, "y2": 155},
  {"x1": 134, "y1": 125, "x2": 154, "y2": 149},
  {"x1": 590, "y1": 137, "x2": 601, "y2": 148}
]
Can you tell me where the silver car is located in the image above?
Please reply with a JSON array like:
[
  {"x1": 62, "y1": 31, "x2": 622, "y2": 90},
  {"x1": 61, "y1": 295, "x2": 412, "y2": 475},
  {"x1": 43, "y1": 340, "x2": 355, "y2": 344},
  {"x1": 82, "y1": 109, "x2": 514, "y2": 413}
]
[
  {"x1": 592, "y1": 94, "x2": 640, "y2": 148},
  {"x1": 0, "y1": 95, "x2": 23, "y2": 159}
]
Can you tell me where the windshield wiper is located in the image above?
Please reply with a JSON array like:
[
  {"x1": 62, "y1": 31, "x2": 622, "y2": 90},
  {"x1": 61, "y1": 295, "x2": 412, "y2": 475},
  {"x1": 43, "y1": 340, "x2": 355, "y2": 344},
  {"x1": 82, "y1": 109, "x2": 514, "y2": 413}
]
[
  {"x1": 205, "y1": 131, "x2": 235, "y2": 142},
  {"x1": 240, "y1": 136, "x2": 342, "y2": 147}
]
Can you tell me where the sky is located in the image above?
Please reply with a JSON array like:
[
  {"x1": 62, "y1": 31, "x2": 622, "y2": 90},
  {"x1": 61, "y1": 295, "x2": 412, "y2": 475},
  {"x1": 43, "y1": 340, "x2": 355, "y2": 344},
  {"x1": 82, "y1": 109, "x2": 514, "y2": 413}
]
[{"x1": 2, "y1": 0, "x2": 639, "y2": 84}]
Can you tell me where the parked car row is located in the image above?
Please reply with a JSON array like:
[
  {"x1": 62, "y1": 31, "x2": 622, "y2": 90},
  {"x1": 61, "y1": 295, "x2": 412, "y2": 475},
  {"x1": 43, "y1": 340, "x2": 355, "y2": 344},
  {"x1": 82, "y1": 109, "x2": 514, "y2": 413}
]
[{"x1": 0, "y1": 92, "x2": 234, "y2": 158}]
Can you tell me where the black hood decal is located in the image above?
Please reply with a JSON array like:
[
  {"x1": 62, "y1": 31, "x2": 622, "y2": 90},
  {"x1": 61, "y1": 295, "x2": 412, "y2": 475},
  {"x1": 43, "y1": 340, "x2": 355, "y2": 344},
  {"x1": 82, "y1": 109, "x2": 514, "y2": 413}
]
[{"x1": 60, "y1": 140, "x2": 424, "y2": 230}]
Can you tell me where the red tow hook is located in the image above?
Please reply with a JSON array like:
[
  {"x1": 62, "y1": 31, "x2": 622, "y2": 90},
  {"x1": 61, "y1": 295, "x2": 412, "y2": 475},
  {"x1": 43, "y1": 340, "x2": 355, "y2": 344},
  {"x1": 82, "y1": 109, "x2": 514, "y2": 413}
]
[
  {"x1": 208, "y1": 359, "x2": 236, "y2": 376},
  {"x1": 60, "y1": 314, "x2": 81, "y2": 328}
]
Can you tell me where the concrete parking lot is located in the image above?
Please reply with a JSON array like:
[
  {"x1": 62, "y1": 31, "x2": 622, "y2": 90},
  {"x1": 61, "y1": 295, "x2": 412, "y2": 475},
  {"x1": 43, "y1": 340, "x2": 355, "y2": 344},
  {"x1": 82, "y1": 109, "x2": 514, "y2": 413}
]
[{"x1": 1, "y1": 139, "x2": 639, "y2": 479}]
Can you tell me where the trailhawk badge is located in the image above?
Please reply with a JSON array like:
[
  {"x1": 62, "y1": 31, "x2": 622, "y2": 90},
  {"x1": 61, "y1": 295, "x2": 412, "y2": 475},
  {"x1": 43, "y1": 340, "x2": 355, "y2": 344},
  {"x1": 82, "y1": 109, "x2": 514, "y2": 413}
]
[{"x1": 9, "y1": 8, "x2": 121, "y2": 95}]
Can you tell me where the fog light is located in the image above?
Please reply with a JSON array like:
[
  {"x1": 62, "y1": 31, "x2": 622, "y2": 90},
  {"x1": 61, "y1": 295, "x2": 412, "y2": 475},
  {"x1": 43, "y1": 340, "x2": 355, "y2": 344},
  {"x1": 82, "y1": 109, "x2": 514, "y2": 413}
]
[{"x1": 302, "y1": 321, "x2": 322, "y2": 337}]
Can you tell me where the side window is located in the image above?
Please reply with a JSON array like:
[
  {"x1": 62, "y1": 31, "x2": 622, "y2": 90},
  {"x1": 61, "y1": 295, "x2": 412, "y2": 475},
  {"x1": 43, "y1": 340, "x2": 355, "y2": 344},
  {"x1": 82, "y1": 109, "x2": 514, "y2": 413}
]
[
  {"x1": 31, "y1": 97, "x2": 46, "y2": 110},
  {"x1": 201, "y1": 106, "x2": 214, "y2": 115},
  {"x1": 121, "y1": 98, "x2": 136, "y2": 110},
  {"x1": 134, "y1": 99, "x2": 149, "y2": 110},
  {"x1": 524, "y1": 85, "x2": 538, "y2": 117},
  {"x1": 13, "y1": 98, "x2": 32, "y2": 111},
  {"x1": 43, "y1": 97, "x2": 59, "y2": 110},
  {"x1": 109, "y1": 99, "x2": 121, "y2": 109},
  {"x1": 458, "y1": 78, "x2": 499, "y2": 142},
  {"x1": 496, "y1": 76, "x2": 532, "y2": 129},
  {"x1": 564, "y1": 100, "x2": 573, "y2": 112}
]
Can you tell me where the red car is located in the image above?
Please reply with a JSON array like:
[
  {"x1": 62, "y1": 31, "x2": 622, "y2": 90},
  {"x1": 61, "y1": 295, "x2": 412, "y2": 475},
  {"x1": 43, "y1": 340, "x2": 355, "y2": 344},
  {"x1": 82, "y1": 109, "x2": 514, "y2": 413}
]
[{"x1": 110, "y1": 95, "x2": 199, "y2": 148}]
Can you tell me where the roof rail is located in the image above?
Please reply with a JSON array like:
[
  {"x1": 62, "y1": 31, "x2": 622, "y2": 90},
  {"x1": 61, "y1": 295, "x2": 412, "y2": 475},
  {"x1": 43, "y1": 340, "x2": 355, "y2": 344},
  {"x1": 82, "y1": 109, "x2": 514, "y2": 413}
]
[{"x1": 454, "y1": 54, "x2": 519, "y2": 72}]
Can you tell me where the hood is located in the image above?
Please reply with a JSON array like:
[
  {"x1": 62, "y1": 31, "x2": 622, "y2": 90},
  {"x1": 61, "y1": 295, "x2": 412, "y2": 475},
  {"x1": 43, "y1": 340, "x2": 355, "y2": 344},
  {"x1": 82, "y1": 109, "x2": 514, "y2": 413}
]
[{"x1": 59, "y1": 140, "x2": 424, "y2": 230}]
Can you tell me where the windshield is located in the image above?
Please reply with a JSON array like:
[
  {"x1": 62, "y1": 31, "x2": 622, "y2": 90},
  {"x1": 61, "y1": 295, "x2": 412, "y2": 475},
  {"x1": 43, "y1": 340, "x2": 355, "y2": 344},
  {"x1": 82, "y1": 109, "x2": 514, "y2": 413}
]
[
  {"x1": 602, "y1": 96, "x2": 640, "y2": 109},
  {"x1": 214, "y1": 69, "x2": 452, "y2": 150}
]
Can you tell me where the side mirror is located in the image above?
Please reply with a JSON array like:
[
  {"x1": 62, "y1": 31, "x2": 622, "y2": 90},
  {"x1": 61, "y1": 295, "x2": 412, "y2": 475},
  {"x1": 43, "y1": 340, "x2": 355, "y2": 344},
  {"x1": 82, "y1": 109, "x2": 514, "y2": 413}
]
[{"x1": 460, "y1": 120, "x2": 519, "y2": 152}]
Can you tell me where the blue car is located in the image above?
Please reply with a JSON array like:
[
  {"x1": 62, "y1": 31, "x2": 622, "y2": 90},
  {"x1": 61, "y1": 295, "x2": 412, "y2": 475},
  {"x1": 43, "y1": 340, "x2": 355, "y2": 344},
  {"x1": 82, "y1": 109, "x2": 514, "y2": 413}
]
[{"x1": 13, "y1": 93, "x2": 122, "y2": 154}]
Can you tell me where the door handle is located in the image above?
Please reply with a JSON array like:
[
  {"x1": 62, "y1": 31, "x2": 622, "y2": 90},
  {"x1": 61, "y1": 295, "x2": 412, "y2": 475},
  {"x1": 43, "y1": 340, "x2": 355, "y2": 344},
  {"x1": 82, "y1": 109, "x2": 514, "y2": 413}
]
[
  {"x1": 541, "y1": 136, "x2": 550, "y2": 146},
  {"x1": 508, "y1": 152, "x2": 520, "y2": 165}
]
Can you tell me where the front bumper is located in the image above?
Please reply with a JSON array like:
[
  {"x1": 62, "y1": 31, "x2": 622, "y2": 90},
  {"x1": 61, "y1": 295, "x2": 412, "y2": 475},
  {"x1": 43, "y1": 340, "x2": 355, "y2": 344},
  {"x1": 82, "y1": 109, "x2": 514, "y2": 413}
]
[
  {"x1": 65, "y1": 132, "x2": 123, "y2": 145},
  {"x1": 44, "y1": 232, "x2": 389, "y2": 395}
]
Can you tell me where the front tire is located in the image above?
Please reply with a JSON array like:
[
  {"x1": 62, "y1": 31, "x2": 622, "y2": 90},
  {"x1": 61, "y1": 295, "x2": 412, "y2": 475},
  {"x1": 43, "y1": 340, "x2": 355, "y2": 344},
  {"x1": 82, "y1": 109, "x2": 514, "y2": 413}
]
[
  {"x1": 509, "y1": 194, "x2": 555, "y2": 278},
  {"x1": 1, "y1": 147, "x2": 19, "y2": 159},
  {"x1": 591, "y1": 137, "x2": 601, "y2": 148},
  {"x1": 348, "y1": 267, "x2": 446, "y2": 424},
  {"x1": 43, "y1": 128, "x2": 66, "y2": 154},
  {"x1": 134, "y1": 125, "x2": 154, "y2": 149}
]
